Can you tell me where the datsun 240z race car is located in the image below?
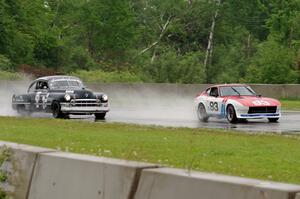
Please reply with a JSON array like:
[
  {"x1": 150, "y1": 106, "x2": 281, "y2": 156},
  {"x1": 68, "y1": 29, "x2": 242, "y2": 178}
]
[
  {"x1": 12, "y1": 76, "x2": 109, "y2": 119},
  {"x1": 194, "y1": 84, "x2": 281, "y2": 123}
]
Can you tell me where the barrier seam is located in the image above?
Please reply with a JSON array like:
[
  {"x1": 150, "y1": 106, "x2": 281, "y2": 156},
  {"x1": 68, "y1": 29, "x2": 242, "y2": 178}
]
[
  {"x1": 128, "y1": 166, "x2": 159, "y2": 199},
  {"x1": 294, "y1": 192, "x2": 300, "y2": 199},
  {"x1": 25, "y1": 151, "x2": 56, "y2": 199},
  {"x1": 292, "y1": 192, "x2": 300, "y2": 199}
]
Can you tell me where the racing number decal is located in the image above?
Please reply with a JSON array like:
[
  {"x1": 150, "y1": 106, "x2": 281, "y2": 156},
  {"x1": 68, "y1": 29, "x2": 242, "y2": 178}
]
[
  {"x1": 252, "y1": 100, "x2": 270, "y2": 106},
  {"x1": 35, "y1": 92, "x2": 49, "y2": 109},
  {"x1": 209, "y1": 102, "x2": 219, "y2": 111},
  {"x1": 35, "y1": 92, "x2": 41, "y2": 108}
]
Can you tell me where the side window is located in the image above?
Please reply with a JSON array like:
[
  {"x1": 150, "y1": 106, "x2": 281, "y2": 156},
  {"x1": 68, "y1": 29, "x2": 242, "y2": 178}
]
[
  {"x1": 28, "y1": 82, "x2": 37, "y2": 93},
  {"x1": 206, "y1": 88, "x2": 211, "y2": 95},
  {"x1": 209, "y1": 87, "x2": 219, "y2": 97},
  {"x1": 36, "y1": 81, "x2": 49, "y2": 90}
]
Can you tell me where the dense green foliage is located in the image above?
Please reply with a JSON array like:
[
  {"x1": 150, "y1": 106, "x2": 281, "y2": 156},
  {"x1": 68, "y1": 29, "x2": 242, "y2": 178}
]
[
  {"x1": 0, "y1": 0, "x2": 300, "y2": 83},
  {"x1": 1, "y1": 117, "x2": 300, "y2": 184}
]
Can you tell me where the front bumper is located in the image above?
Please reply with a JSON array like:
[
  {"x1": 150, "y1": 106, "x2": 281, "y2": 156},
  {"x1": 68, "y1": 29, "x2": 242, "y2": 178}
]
[
  {"x1": 235, "y1": 105, "x2": 281, "y2": 119},
  {"x1": 238, "y1": 113, "x2": 281, "y2": 119},
  {"x1": 60, "y1": 102, "x2": 109, "y2": 114}
]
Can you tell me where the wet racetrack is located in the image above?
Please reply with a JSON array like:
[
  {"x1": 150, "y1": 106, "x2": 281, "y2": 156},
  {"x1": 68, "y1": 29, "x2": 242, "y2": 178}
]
[
  {"x1": 43, "y1": 106, "x2": 300, "y2": 134},
  {"x1": 1, "y1": 81, "x2": 300, "y2": 134},
  {"x1": 105, "y1": 108, "x2": 300, "y2": 134}
]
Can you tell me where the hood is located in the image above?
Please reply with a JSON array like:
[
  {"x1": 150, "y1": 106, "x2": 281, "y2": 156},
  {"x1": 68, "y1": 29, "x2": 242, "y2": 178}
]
[
  {"x1": 66, "y1": 89, "x2": 96, "y2": 99},
  {"x1": 226, "y1": 96, "x2": 281, "y2": 107}
]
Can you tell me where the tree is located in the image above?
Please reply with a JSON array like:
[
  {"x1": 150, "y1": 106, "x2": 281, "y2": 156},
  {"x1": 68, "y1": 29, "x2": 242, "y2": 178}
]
[{"x1": 245, "y1": 39, "x2": 298, "y2": 84}]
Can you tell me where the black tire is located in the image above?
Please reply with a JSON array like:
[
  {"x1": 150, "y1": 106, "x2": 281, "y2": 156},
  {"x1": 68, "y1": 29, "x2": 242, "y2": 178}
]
[
  {"x1": 52, "y1": 101, "x2": 64, "y2": 119},
  {"x1": 16, "y1": 105, "x2": 31, "y2": 117},
  {"x1": 268, "y1": 118, "x2": 279, "y2": 123},
  {"x1": 226, "y1": 105, "x2": 238, "y2": 123},
  {"x1": 95, "y1": 113, "x2": 106, "y2": 120},
  {"x1": 197, "y1": 103, "x2": 209, "y2": 122}
]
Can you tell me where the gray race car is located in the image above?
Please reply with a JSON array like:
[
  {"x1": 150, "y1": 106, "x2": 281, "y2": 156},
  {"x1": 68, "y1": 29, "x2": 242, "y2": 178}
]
[{"x1": 12, "y1": 75, "x2": 109, "y2": 119}]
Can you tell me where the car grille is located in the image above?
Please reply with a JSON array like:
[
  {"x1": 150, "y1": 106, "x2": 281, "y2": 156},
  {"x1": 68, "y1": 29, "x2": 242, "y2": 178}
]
[
  {"x1": 71, "y1": 99, "x2": 100, "y2": 107},
  {"x1": 248, "y1": 106, "x2": 277, "y2": 114}
]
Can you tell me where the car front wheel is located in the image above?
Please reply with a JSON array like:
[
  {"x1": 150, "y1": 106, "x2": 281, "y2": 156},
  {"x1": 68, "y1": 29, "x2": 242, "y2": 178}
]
[
  {"x1": 226, "y1": 105, "x2": 238, "y2": 123},
  {"x1": 52, "y1": 101, "x2": 64, "y2": 119},
  {"x1": 16, "y1": 105, "x2": 31, "y2": 117},
  {"x1": 197, "y1": 103, "x2": 209, "y2": 122}
]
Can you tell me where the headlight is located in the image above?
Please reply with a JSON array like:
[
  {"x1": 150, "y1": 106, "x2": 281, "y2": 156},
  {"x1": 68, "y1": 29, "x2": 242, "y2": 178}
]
[
  {"x1": 64, "y1": 94, "x2": 71, "y2": 101},
  {"x1": 101, "y1": 94, "x2": 108, "y2": 102}
]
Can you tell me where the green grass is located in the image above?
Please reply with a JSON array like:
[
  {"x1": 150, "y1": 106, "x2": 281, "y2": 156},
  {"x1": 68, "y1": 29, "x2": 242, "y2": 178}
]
[
  {"x1": 281, "y1": 99, "x2": 300, "y2": 111},
  {"x1": 0, "y1": 117, "x2": 300, "y2": 184}
]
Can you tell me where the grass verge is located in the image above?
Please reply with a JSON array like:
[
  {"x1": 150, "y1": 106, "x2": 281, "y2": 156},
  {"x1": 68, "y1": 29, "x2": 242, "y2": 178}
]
[
  {"x1": 281, "y1": 99, "x2": 300, "y2": 111},
  {"x1": 0, "y1": 116, "x2": 300, "y2": 184}
]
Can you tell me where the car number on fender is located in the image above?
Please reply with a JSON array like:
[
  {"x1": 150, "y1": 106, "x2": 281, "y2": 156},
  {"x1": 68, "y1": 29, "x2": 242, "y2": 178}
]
[{"x1": 209, "y1": 102, "x2": 219, "y2": 111}]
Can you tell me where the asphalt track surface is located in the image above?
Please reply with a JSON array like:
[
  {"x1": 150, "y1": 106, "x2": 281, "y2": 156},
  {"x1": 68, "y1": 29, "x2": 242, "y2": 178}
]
[
  {"x1": 105, "y1": 108, "x2": 300, "y2": 134},
  {"x1": 2, "y1": 81, "x2": 300, "y2": 134},
  {"x1": 44, "y1": 106, "x2": 300, "y2": 134}
]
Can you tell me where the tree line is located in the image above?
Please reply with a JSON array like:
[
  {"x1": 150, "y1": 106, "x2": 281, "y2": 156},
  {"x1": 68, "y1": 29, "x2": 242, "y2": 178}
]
[{"x1": 0, "y1": 0, "x2": 300, "y2": 84}]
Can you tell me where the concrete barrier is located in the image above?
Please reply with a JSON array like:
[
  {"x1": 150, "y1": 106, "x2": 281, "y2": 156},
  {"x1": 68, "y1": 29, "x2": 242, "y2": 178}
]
[
  {"x1": 134, "y1": 168, "x2": 300, "y2": 199},
  {"x1": 1, "y1": 141, "x2": 300, "y2": 199},
  {"x1": 0, "y1": 141, "x2": 56, "y2": 199},
  {"x1": 28, "y1": 152, "x2": 157, "y2": 199}
]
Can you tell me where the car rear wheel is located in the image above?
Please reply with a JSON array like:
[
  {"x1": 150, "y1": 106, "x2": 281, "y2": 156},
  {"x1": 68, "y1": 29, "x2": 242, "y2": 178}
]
[
  {"x1": 197, "y1": 103, "x2": 209, "y2": 122},
  {"x1": 268, "y1": 118, "x2": 279, "y2": 123},
  {"x1": 52, "y1": 101, "x2": 64, "y2": 119},
  {"x1": 95, "y1": 113, "x2": 106, "y2": 120},
  {"x1": 16, "y1": 105, "x2": 31, "y2": 117},
  {"x1": 226, "y1": 105, "x2": 238, "y2": 123}
]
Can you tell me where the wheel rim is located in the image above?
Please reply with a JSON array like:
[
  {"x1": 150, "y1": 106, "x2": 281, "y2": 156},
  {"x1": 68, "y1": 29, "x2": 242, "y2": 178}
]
[
  {"x1": 53, "y1": 103, "x2": 59, "y2": 117},
  {"x1": 227, "y1": 107, "x2": 234, "y2": 121},
  {"x1": 198, "y1": 105, "x2": 205, "y2": 119},
  {"x1": 198, "y1": 104, "x2": 206, "y2": 119}
]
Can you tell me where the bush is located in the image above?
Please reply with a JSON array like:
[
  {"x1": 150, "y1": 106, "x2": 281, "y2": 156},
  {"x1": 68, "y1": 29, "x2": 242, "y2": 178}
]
[
  {"x1": 0, "y1": 55, "x2": 12, "y2": 71},
  {"x1": 143, "y1": 49, "x2": 206, "y2": 83},
  {"x1": 0, "y1": 71, "x2": 21, "y2": 80},
  {"x1": 245, "y1": 39, "x2": 298, "y2": 84},
  {"x1": 68, "y1": 47, "x2": 96, "y2": 71},
  {"x1": 70, "y1": 70, "x2": 142, "y2": 83}
]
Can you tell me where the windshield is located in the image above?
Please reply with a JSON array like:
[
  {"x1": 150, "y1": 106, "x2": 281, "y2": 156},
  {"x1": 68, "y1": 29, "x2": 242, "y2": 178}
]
[
  {"x1": 220, "y1": 86, "x2": 256, "y2": 96},
  {"x1": 49, "y1": 79, "x2": 83, "y2": 89}
]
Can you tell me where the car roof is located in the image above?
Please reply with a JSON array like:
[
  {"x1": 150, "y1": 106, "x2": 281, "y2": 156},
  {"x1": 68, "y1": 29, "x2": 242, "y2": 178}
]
[
  {"x1": 210, "y1": 84, "x2": 249, "y2": 88},
  {"x1": 36, "y1": 75, "x2": 81, "y2": 81}
]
